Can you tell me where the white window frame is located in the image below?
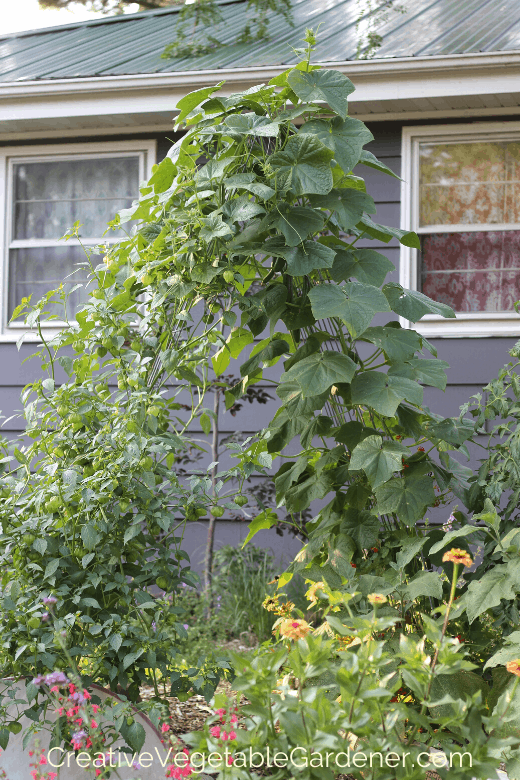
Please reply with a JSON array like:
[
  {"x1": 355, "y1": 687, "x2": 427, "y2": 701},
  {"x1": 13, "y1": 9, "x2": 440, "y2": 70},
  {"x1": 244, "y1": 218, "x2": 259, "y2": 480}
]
[
  {"x1": 0, "y1": 139, "x2": 156, "y2": 341},
  {"x1": 400, "y1": 121, "x2": 520, "y2": 338}
]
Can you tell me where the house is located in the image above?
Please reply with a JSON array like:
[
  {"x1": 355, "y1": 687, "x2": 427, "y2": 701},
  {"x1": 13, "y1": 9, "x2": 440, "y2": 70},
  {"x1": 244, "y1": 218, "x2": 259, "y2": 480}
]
[{"x1": 0, "y1": 0, "x2": 519, "y2": 566}]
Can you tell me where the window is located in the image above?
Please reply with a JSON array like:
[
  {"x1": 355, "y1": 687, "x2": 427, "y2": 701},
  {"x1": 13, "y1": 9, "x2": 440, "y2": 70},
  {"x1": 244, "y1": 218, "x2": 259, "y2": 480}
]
[
  {"x1": 0, "y1": 140, "x2": 156, "y2": 337},
  {"x1": 401, "y1": 123, "x2": 520, "y2": 337}
]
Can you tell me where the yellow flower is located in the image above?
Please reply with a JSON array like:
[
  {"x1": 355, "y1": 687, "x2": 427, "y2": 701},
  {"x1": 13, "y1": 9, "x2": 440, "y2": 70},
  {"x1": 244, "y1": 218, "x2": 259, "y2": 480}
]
[
  {"x1": 279, "y1": 619, "x2": 312, "y2": 640},
  {"x1": 278, "y1": 601, "x2": 295, "y2": 617},
  {"x1": 306, "y1": 581, "x2": 325, "y2": 607},
  {"x1": 262, "y1": 595, "x2": 279, "y2": 613},
  {"x1": 442, "y1": 548, "x2": 473, "y2": 568},
  {"x1": 367, "y1": 593, "x2": 387, "y2": 605},
  {"x1": 313, "y1": 621, "x2": 334, "y2": 637},
  {"x1": 506, "y1": 660, "x2": 520, "y2": 676}
]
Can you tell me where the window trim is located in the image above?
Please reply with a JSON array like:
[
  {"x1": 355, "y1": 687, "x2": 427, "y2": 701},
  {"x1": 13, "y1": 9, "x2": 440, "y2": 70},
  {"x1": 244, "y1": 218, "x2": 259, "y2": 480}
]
[
  {"x1": 400, "y1": 121, "x2": 520, "y2": 338},
  {"x1": 0, "y1": 139, "x2": 156, "y2": 342}
]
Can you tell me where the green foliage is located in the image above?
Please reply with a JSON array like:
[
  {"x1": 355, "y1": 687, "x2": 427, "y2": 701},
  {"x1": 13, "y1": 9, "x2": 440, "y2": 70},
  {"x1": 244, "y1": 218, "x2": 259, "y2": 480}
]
[{"x1": 186, "y1": 570, "x2": 515, "y2": 780}]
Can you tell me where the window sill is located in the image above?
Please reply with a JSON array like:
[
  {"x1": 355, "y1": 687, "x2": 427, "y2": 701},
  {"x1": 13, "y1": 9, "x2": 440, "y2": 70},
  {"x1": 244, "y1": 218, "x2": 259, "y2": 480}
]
[{"x1": 401, "y1": 311, "x2": 520, "y2": 338}]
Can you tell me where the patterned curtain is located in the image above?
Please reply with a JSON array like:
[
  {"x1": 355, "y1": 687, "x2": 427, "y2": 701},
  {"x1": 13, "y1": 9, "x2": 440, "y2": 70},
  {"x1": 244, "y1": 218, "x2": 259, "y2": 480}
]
[{"x1": 419, "y1": 141, "x2": 520, "y2": 312}]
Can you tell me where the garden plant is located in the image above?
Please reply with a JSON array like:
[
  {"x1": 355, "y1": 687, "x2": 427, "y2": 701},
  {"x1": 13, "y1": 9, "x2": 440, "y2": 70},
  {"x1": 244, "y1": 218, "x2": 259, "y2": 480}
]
[{"x1": 1, "y1": 28, "x2": 520, "y2": 778}]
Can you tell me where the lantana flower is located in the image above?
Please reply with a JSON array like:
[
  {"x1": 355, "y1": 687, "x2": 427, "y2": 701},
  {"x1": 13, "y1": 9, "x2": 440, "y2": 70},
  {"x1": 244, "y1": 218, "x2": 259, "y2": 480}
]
[{"x1": 306, "y1": 581, "x2": 325, "y2": 607}]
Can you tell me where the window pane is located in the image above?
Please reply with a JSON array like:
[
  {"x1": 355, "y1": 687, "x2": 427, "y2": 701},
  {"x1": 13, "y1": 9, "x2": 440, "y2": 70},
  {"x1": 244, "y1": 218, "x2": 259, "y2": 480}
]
[
  {"x1": 12, "y1": 156, "x2": 139, "y2": 239},
  {"x1": 420, "y1": 231, "x2": 520, "y2": 312},
  {"x1": 8, "y1": 246, "x2": 96, "y2": 321},
  {"x1": 419, "y1": 141, "x2": 520, "y2": 226}
]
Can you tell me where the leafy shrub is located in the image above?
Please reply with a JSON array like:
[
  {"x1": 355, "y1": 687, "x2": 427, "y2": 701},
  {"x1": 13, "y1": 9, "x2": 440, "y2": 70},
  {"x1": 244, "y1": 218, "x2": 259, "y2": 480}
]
[{"x1": 186, "y1": 556, "x2": 519, "y2": 780}]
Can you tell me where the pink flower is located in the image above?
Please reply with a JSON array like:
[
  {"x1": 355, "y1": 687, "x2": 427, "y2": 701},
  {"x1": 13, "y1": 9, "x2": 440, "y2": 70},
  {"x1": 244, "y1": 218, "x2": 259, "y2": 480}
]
[
  {"x1": 216, "y1": 708, "x2": 226, "y2": 716},
  {"x1": 209, "y1": 725, "x2": 221, "y2": 738},
  {"x1": 227, "y1": 756, "x2": 234, "y2": 766},
  {"x1": 48, "y1": 774, "x2": 57, "y2": 780},
  {"x1": 39, "y1": 755, "x2": 47, "y2": 765},
  {"x1": 229, "y1": 730, "x2": 237, "y2": 740},
  {"x1": 230, "y1": 714, "x2": 238, "y2": 723},
  {"x1": 91, "y1": 719, "x2": 98, "y2": 729},
  {"x1": 30, "y1": 771, "x2": 37, "y2": 780},
  {"x1": 161, "y1": 723, "x2": 170, "y2": 733}
]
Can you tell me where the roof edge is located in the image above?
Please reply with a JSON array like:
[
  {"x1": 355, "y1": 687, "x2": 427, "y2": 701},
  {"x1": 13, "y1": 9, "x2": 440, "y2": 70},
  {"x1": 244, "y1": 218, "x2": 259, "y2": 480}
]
[{"x1": 3, "y1": 49, "x2": 520, "y2": 96}]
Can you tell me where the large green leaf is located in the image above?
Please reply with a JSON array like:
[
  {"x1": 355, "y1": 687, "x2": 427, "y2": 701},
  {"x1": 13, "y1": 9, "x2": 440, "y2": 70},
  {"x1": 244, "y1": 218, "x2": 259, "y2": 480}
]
[
  {"x1": 287, "y1": 70, "x2": 355, "y2": 119},
  {"x1": 350, "y1": 435, "x2": 407, "y2": 489},
  {"x1": 361, "y1": 326, "x2": 422, "y2": 362},
  {"x1": 358, "y1": 215, "x2": 420, "y2": 249},
  {"x1": 406, "y1": 571, "x2": 443, "y2": 601},
  {"x1": 272, "y1": 206, "x2": 325, "y2": 246},
  {"x1": 263, "y1": 238, "x2": 336, "y2": 276},
  {"x1": 375, "y1": 475, "x2": 436, "y2": 525},
  {"x1": 311, "y1": 189, "x2": 375, "y2": 231},
  {"x1": 329, "y1": 249, "x2": 394, "y2": 287},
  {"x1": 269, "y1": 134, "x2": 334, "y2": 196},
  {"x1": 461, "y1": 561, "x2": 520, "y2": 624},
  {"x1": 308, "y1": 281, "x2": 390, "y2": 338},
  {"x1": 388, "y1": 358, "x2": 449, "y2": 391},
  {"x1": 281, "y1": 350, "x2": 356, "y2": 397},
  {"x1": 383, "y1": 282, "x2": 456, "y2": 321},
  {"x1": 351, "y1": 371, "x2": 423, "y2": 416},
  {"x1": 340, "y1": 509, "x2": 380, "y2": 550},
  {"x1": 299, "y1": 117, "x2": 373, "y2": 172}
]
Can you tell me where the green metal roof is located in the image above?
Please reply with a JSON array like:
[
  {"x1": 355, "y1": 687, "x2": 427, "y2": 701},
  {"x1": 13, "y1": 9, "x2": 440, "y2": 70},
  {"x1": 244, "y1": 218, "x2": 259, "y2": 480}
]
[{"x1": 0, "y1": 0, "x2": 519, "y2": 82}]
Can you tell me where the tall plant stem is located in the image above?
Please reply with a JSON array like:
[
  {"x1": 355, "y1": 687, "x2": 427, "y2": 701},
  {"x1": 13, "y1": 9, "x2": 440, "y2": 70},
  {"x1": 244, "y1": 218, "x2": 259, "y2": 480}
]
[{"x1": 203, "y1": 385, "x2": 220, "y2": 615}]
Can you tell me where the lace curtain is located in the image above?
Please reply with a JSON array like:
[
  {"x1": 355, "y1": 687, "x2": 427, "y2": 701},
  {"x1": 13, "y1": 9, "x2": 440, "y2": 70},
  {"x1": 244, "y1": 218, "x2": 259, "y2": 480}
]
[
  {"x1": 9, "y1": 155, "x2": 139, "y2": 320},
  {"x1": 419, "y1": 141, "x2": 520, "y2": 312}
]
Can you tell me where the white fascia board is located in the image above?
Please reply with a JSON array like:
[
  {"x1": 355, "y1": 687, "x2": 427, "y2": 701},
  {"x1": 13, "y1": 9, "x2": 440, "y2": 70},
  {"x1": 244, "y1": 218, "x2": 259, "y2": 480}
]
[{"x1": 0, "y1": 50, "x2": 519, "y2": 131}]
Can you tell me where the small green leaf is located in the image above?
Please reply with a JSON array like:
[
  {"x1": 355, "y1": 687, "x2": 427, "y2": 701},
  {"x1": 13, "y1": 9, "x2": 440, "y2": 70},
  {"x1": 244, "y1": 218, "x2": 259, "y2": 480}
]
[
  {"x1": 200, "y1": 413, "x2": 212, "y2": 435},
  {"x1": 242, "y1": 510, "x2": 278, "y2": 547},
  {"x1": 358, "y1": 215, "x2": 420, "y2": 248},
  {"x1": 383, "y1": 282, "x2": 456, "y2": 322},
  {"x1": 359, "y1": 149, "x2": 400, "y2": 179}
]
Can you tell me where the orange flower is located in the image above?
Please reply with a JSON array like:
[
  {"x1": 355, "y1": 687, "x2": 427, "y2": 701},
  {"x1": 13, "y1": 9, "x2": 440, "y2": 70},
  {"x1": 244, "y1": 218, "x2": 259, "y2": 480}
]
[
  {"x1": 367, "y1": 593, "x2": 387, "y2": 605},
  {"x1": 506, "y1": 660, "x2": 520, "y2": 676},
  {"x1": 442, "y1": 548, "x2": 473, "y2": 568},
  {"x1": 279, "y1": 619, "x2": 312, "y2": 640}
]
